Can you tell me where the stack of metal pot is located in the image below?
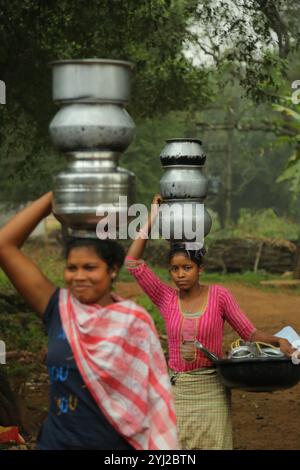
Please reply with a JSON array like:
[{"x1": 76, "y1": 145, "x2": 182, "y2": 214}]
[
  {"x1": 49, "y1": 59, "x2": 136, "y2": 236},
  {"x1": 158, "y1": 138, "x2": 212, "y2": 243}
]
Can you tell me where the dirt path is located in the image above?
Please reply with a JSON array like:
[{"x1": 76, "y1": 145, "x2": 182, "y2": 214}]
[
  {"x1": 117, "y1": 281, "x2": 300, "y2": 450},
  {"x1": 222, "y1": 284, "x2": 300, "y2": 450}
]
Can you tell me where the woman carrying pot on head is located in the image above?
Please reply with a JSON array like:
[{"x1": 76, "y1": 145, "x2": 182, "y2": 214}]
[
  {"x1": 125, "y1": 194, "x2": 295, "y2": 450},
  {"x1": 0, "y1": 192, "x2": 178, "y2": 450}
]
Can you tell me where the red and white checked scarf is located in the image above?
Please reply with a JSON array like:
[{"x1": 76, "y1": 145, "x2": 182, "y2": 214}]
[{"x1": 59, "y1": 289, "x2": 179, "y2": 450}]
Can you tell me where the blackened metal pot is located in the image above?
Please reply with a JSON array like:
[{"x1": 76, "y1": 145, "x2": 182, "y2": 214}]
[
  {"x1": 160, "y1": 138, "x2": 206, "y2": 166},
  {"x1": 195, "y1": 340, "x2": 300, "y2": 392}
]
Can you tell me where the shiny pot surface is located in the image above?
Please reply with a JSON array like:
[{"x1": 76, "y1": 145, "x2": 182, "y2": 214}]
[
  {"x1": 160, "y1": 165, "x2": 208, "y2": 199},
  {"x1": 51, "y1": 59, "x2": 133, "y2": 104},
  {"x1": 49, "y1": 103, "x2": 135, "y2": 152},
  {"x1": 53, "y1": 166, "x2": 135, "y2": 229},
  {"x1": 157, "y1": 200, "x2": 212, "y2": 242}
]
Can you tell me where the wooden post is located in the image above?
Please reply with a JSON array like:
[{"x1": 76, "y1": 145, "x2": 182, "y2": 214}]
[
  {"x1": 293, "y1": 245, "x2": 300, "y2": 279},
  {"x1": 254, "y1": 241, "x2": 264, "y2": 273}
]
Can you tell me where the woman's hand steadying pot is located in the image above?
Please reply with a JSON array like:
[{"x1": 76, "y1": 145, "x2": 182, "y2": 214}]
[
  {"x1": 152, "y1": 193, "x2": 163, "y2": 206},
  {"x1": 150, "y1": 193, "x2": 163, "y2": 218},
  {"x1": 278, "y1": 338, "x2": 297, "y2": 356}
]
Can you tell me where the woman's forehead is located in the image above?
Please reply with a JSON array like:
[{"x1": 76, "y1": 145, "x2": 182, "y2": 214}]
[
  {"x1": 67, "y1": 246, "x2": 104, "y2": 262},
  {"x1": 170, "y1": 252, "x2": 193, "y2": 265}
]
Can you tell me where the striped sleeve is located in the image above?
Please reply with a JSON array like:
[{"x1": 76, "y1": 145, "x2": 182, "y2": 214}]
[
  {"x1": 125, "y1": 256, "x2": 174, "y2": 316},
  {"x1": 218, "y1": 286, "x2": 256, "y2": 341}
]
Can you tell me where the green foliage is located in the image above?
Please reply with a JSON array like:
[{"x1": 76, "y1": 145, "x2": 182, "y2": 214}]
[
  {"x1": 198, "y1": 80, "x2": 300, "y2": 225},
  {"x1": 277, "y1": 150, "x2": 300, "y2": 202},
  {"x1": 0, "y1": 0, "x2": 215, "y2": 204},
  {"x1": 207, "y1": 208, "x2": 300, "y2": 241},
  {"x1": 1, "y1": 0, "x2": 300, "y2": 205},
  {"x1": 190, "y1": 1, "x2": 300, "y2": 102},
  {"x1": 0, "y1": 311, "x2": 47, "y2": 353},
  {"x1": 273, "y1": 103, "x2": 300, "y2": 202},
  {"x1": 135, "y1": 294, "x2": 166, "y2": 336},
  {"x1": 0, "y1": 269, "x2": 10, "y2": 288},
  {"x1": 201, "y1": 270, "x2": 279, "y2": 288},
  {"x1": 234, "y1": 208, "x2": 300, "y2": 240}
]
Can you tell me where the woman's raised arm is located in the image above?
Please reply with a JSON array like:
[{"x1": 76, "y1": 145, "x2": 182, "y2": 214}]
[
  {"x1": 0, "y1": 192, "x2": 56, "y2": 317},
  {"x1": 127, "y1": 194, "x2": 162, "y2": 260}
]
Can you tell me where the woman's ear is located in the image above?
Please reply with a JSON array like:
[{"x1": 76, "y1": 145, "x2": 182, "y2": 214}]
[{"x1": 110, "y1": 264, "x2": 119, "y2": 281}]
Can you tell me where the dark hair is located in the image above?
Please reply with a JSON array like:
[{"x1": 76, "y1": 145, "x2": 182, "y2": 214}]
[
  {"x1": 65, "y1": 238, "x2": 125, "y2": 270},
  {"x1": 168, "y1": 243, "x2": 206, "y2": 267}
]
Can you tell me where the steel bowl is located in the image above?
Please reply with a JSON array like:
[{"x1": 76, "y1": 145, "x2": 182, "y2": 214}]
[
  {"x1": 50, "y1": 59, "x2": 133, "y2": 104},
  {"x1": 228, "y1": 346, "x2": 256, "y2": 359}
]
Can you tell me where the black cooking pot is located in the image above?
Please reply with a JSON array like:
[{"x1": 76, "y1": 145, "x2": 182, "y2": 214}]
[{"x1": 195, "y1": 340, "x2": 300, "y2": 392}]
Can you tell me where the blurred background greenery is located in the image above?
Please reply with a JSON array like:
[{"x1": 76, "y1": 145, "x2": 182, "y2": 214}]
[{"x1": 0, "y1": 0, "x2": 299, "y2": 230}]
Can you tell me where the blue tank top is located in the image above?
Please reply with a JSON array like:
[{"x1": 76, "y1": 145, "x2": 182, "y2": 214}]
[{"x1": 37, "y1": 289, "x2": 133, "y2": 450}]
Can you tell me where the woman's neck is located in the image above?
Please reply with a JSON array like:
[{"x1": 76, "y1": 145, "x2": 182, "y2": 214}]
[
  {"x1": 97, "y1": 291, "x2": 115, "y2": 307},
  {"x1": 179, "y1": 283, "x2": 202, "y2": 299}
]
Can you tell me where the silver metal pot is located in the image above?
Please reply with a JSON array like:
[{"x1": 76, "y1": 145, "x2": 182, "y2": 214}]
[
  {"x1": 157, "y1": 200, "x2": 212, "y2": 242},
  {"x1": 160, "y1": 138, "x2": 206, "y2": 166},
  {"x1": 49, "y1": 58, "x2": 136, "y2": 233},
  {"x1": 53, "y1": 162, "x2": 135, "y2": 229},
  {"x1": 160, "y1": 165, "x2": 208, "y2": 199},
  {"x1": 49, "y1": 103, "x2": 135, "y2": 152},
  {"x1": 51, "y1": 59, "x2": 133, "y2": 104}
]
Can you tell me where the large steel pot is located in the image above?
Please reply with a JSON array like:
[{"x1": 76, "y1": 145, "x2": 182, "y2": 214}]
[
  {"x1": 160, "y1": 165, "x2": 208, "y2": 199},
  {"x1": 51, "y1": 59, "x2": 133, "y2": 104},
  {"x1": 160, "y1": 138, "x2": 206, "y2": 167},
  {"x1": 53, "y1": 163, "x2": 135, "y2": 230},
  {"x1": 49, "y1": 103, "x2": 135, "y2": 152},
  {"x1": 157, "y1": 200, "x2": 212, "y2": 242},
  {"x1": 195, "y1": 341, "x2": 300, "y2": 392}
]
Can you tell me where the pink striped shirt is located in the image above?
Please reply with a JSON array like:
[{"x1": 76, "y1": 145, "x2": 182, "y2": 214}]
[{"x1": 125, "y1": 258, "x2": 256, "y2": 372}]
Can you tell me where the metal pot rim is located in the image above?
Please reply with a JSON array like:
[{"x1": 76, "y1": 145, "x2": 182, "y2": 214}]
[
  {"x1": 49, "y1": 59, "x2": 134, "y2": 69},
  {"x1": 160, "y1": 164, "x2": 205, "y2": 169},
  {"x1": 161, "y1": 198, "x2": 205, "y2": 203},
  {"x1": 216, "y1": 356, "x2": 292, "y2": 364},
  {"x1": 166, "y1": 138, "x2": 202, "y2": 144}
]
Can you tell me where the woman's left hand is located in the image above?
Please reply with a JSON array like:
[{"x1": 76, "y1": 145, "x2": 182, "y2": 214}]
[{"x1": 278, "y1": 338, "x2": 296, "y2": 356}]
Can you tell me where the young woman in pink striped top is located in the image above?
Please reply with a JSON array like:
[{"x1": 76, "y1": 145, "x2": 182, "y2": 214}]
[{"x1": 126, "y1": 194, "x2": 294, "y2": 450}]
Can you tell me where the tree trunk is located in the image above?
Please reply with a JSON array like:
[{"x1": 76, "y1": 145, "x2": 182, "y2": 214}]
[{"x1": 224, "y1": 103, "x2": 236, "y2": 228}]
